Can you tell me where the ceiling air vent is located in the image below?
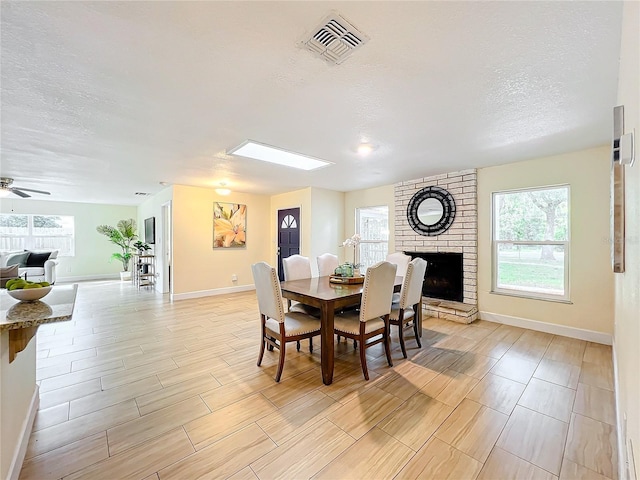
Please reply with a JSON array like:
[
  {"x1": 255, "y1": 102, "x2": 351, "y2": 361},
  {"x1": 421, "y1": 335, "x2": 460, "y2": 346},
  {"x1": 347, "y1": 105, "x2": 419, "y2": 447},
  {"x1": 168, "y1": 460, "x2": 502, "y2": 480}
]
[
  {"x1": 135, "y1": 192, "x2": 151, "y2": 196},
  {"x1": 300, "y1": 12, "x2": 369, "y2": 65}
]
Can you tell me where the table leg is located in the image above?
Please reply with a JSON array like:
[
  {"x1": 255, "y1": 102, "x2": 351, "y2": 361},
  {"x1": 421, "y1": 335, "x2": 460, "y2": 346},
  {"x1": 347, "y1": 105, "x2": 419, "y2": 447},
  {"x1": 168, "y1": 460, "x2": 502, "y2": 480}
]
[{"x1": 320, "y1": 301, "x2": 335, "y2": 385}]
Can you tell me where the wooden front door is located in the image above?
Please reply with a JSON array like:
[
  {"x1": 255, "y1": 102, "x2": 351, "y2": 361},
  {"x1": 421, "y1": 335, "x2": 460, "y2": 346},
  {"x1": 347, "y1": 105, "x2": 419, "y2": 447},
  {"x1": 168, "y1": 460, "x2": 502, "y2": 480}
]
[{"x1": 277, "y1": 208, "x2": 300, "y2": 281}]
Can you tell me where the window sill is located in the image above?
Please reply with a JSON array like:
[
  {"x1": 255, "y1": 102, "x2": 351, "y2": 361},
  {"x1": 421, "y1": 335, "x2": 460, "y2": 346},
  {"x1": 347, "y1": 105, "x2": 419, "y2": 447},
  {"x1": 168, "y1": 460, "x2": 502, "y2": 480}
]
[{"x1": 490, "y1": 290, "x2": 572, "y2": 304}]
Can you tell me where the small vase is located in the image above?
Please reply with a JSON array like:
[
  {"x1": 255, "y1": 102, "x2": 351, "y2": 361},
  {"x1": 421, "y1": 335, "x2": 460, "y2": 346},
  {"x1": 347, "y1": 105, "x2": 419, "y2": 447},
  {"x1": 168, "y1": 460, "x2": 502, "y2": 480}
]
[{"x1": 354, "y1": 268, "x2": 361, "y2": 277}]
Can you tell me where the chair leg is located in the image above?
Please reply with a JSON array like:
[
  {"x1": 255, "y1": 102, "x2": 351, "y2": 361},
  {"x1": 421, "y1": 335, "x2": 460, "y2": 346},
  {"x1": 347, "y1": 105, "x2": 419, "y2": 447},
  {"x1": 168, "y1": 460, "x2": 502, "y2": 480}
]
[
  {"x1": 353, "y1": 340, "x2": 358, "y2": 350},
  {"x1": 359, "y1": 336, "x2": 369, "y2": 380},
  {"x1": 309, "y1": 337, "x2": 313, "y2": 353},
  {"x1": 275, "y1": 341, "x2": 286, "y2": 382},
  {"x1": 384, "y1": 324, "x2": 393, "y2": 368},
  {"x1": 268, "y1": 336, "x2": 274, "y2": 351},
  {"x1": 337, "y1": 335, "x2": 341, "y2": 343},
  {"x1": 413, "y1": 318, "x2": 422, "y2": 348},
  {"x1": 398, "y1": 322, "x2": 407, "y2": 359},
  {"x1": 257, "y1": 336, "x2": 266, "y2": 366},
  {"x1": 296, "y1": 340, "x2": 301, "y2": 352}
]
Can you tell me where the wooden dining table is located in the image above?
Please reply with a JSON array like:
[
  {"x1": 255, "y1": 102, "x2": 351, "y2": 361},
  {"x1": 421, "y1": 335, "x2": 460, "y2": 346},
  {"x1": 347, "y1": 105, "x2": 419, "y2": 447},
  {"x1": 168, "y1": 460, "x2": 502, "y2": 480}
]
[{"x1": 280, "y1": 275, "x2": 403, "y2": 385}]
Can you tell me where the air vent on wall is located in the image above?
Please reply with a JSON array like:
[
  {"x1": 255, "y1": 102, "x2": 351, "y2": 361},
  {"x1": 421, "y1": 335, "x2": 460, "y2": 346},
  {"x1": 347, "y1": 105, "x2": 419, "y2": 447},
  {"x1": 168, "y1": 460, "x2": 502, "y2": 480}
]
[
  {"x1": 135, "y1": 192, "x2": 151, "y2": 196},
  {"x1": 300, "y1": 12, "x2": 369, "y2": 65}
]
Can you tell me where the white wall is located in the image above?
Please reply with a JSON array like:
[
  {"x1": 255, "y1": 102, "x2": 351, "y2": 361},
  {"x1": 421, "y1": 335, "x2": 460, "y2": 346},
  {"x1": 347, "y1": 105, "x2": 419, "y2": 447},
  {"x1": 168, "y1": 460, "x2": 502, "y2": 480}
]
[
  {"x1": 614, "y1": 2, "x2": 639, "y2": 478},
  {"x1": 344, "y1": 184, "x2": 396, "y2": 263},
  {"x1": 171, "y1": 185, "x2": 271, "y2": 298},
  {"x1": 0, "y1": 199, "x2": 137, "y2": 280},
  {"x1": 477, "y1": 146, "x2": 615, "y2": 336}
]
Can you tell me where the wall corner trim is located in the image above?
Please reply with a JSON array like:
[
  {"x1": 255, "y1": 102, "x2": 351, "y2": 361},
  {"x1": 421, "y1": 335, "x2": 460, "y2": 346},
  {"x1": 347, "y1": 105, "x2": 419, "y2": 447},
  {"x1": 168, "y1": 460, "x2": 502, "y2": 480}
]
[
  {"x1": 171, "y1": 284, "x2": 255, "y2": 301},
  {"x1": 479, "y1": 311, "x2": 612, "y2": 345},
  {"x1": 8, "y1": 385, "x2": 39, "y2": 480}
]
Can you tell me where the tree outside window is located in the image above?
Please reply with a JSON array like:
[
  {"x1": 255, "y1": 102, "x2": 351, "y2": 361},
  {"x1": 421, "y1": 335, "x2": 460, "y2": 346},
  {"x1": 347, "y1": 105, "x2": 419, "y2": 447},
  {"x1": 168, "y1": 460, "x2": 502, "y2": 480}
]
[
  {"x1": 493, "y1": 186, "x2": 569, "y2": 300},
  {"x1": 356, "y1": 206, "x2": 389, "y2": 269}
]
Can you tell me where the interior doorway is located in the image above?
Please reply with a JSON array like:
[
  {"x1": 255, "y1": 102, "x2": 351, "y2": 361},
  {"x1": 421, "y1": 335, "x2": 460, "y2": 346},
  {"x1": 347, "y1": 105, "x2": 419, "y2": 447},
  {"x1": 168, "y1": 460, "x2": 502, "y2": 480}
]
[{"x1": 277, "y1": 207, "x2": 300, "y2": 281}]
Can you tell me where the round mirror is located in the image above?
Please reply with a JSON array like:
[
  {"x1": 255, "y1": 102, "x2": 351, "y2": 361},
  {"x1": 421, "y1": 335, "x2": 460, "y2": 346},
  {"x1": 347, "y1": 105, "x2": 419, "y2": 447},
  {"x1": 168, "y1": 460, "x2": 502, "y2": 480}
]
[
  {"x1": 407, "y1": 186, "x2": 456, "y2": 236},
  {"x1": 417, "y1": 198, "x2": 444, "y2": 225}
]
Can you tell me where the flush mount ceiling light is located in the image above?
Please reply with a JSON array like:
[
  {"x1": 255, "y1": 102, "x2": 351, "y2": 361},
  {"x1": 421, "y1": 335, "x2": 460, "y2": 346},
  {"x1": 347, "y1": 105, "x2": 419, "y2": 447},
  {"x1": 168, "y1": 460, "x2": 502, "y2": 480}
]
[
  {"x1": 356, "y1": 143, "x2": 377, "y2": 156},
  {"x1": 228, "y1": 140, "x2": 333, "y2": 171},
  {"x1": 215, "y1": 183, "x2": 231, "y2": 196}
]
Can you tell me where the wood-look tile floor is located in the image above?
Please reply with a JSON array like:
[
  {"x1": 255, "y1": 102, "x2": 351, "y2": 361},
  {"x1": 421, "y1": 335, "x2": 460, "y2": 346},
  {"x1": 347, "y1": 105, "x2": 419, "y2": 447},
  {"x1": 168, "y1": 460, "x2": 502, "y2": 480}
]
[{"x1": 20, "y1": 281, "x2": 618, "y2": 480}]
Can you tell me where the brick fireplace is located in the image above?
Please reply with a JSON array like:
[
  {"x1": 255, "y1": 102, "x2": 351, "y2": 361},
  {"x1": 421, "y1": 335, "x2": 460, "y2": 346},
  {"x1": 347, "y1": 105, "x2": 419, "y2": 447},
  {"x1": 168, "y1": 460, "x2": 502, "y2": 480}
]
[{"x1": 395, "y1": 169, "x2": 478, "y2": 323}]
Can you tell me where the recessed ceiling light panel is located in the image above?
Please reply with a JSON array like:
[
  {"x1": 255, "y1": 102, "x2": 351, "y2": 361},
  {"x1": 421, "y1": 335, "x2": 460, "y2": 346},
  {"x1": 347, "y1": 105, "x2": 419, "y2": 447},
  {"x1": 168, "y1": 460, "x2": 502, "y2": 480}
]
[{"x1": 228, "y1": 140, "x2": 333, "y2": 171}]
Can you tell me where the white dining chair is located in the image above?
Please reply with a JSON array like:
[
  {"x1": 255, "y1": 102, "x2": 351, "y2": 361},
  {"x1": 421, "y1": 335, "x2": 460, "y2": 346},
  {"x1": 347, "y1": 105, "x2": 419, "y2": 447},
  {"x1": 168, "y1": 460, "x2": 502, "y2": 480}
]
[
  {"x1": 252, "y1": 262, "x2": 321, "y2": 382},
  {"x1": 282, "y1": 254, "x2": 319, "y2": 351},
  {"x1": 317, "y1": 253, "x2": 339, "y2": 277},
  {"x1": 390, "y1": 257, "x2": 427, "y2": 358},
  {"x1": 386, "y1": 252, "x2": 411, "y2": 303},
  {"x1": 332, "y1": 261, "x2": 397, "y2": 380}
]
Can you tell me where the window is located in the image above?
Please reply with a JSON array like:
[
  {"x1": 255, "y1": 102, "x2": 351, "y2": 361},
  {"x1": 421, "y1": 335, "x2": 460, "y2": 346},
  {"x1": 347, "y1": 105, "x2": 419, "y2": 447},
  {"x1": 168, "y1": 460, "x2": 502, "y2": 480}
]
[
  {"x1": 0, "y1": 214, "x2": 75, "y2": 256},
  {"x1": 492, "y1": 186, "x2": 569, "y2": 301},
  {"x1": 356, "y1": 206, "x2": 389, "y2": 269}
]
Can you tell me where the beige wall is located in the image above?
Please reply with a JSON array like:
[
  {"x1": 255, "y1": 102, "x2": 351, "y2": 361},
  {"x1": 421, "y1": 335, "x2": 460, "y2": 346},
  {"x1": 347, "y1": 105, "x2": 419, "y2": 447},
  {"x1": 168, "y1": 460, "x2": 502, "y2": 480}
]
[
  {"x1": 344, "y1": 184, "x2": 396, "y2": 263},
  {"x1": 477, "y1": 146, "x2": 614, "y2": 335},
  {"x1": 0, "y1": 199, "x2": 137, "y2": 280},
  {"x1": 171, "y1": 185, "x2": 271, "y2": 296},
  {"x1": 310, "y1": 188, "x2": 344, "y2": 276},
  {"x1": 614, "y1": 2, "x2": 639, "y2": 477}
]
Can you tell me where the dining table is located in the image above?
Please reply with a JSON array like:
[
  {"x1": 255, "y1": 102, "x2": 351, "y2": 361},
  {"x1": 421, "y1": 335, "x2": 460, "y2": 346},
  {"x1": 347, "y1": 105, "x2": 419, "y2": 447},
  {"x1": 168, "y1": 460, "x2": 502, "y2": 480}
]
[{"x1": 280, "y1": 275, "x2": 403, "y2": 385}]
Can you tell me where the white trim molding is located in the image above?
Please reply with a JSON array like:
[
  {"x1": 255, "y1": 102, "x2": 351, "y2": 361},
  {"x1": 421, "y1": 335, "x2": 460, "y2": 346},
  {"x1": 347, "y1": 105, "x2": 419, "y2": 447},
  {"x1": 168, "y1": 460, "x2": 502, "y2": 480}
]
[
  {"x1": 172, "y1": 284, "x2": 255, "y2": 302},
  {"x1": 8, "y1": 385, "x2": 39, "y2": 480},
  {"x1": 479, "y1": 311, "x2": 612, "y2": 345},
  {"x1": 57, "y1": 273, "x2": 120, "y2": 283}
]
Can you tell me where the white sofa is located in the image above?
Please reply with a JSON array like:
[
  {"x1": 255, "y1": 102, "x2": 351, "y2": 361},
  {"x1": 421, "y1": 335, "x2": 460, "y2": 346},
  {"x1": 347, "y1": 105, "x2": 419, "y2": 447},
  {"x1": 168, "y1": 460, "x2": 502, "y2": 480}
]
[{"x1": 0, "y1": 250, "x2": 59, "y2": 284}]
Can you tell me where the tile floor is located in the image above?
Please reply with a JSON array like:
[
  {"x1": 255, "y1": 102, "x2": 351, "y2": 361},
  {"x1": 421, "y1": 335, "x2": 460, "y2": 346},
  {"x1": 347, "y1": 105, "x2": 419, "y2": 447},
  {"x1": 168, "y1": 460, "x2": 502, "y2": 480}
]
[{"x1": 19, "y1": 281, "x2": 617, "y2": 479}]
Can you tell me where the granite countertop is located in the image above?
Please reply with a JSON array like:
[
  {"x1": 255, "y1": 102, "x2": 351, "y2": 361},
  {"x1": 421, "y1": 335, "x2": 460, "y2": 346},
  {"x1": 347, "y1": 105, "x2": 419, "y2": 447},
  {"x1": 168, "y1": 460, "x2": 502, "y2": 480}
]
[{"x1": 0, "y1": 284, "x2": 78, "y2": 331}]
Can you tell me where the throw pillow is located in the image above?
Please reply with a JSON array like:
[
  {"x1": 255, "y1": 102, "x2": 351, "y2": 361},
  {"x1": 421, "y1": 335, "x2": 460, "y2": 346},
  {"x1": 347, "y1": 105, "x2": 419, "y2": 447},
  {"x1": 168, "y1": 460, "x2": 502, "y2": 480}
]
[
  {"x1": 6, "y1": 252, "x2": 30, "y2": 268},
  {"x1": 26, "y1": 251, "x2": 51, "y2": 267},
  {"x1": 0, "y1": 265, "x2": 19, "y2": 288}
]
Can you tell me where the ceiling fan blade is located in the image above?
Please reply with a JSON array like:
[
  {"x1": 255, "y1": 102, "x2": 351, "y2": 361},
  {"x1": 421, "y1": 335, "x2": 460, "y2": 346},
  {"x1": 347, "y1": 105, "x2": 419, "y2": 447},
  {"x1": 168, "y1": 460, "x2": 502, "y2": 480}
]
[
  {"x1": 10, "y1": 188, "x2": 31, "y2": 198},
  {"x1": 13, "y1": 187, "x2": 50, "y2": 195}
]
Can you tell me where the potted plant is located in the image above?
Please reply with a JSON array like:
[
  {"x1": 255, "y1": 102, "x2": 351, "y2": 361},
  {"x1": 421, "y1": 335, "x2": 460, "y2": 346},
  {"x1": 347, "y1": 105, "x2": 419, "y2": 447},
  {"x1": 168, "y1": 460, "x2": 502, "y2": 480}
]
[
  {"x1": 133, "y1": 240, "x2": 151, "y2": 255},
  {"x1": 96, "y1": 219, "x2": 138, "y2": 281}
]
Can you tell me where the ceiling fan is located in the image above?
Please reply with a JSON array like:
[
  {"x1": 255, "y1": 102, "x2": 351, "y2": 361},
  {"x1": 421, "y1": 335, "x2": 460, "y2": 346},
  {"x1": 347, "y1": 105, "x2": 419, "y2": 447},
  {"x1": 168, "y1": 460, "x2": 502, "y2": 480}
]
[{"x1": 0, "y1": 177, "x2": 51, "y2": 198}]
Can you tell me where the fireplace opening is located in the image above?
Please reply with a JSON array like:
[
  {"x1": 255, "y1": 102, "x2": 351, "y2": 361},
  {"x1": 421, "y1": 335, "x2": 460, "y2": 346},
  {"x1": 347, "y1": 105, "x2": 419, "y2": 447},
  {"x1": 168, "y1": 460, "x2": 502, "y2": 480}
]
[{"x1": 405, "y1": 251, "x2": 463, "y2": 303}]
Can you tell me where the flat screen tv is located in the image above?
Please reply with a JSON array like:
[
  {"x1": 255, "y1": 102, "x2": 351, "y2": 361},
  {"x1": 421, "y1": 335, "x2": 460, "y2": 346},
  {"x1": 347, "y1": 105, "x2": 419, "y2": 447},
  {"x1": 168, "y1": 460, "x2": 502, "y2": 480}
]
[{"x1": 144, "y1": 217, "x2": 155, "y2": 244}]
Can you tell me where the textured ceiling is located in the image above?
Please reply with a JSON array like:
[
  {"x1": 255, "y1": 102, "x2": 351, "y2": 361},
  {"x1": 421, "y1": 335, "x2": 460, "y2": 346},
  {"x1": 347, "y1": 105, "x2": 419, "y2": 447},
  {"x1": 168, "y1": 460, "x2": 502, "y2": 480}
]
[{"x1": 0, "y1": 1, "x2": 623, "y2": 205}]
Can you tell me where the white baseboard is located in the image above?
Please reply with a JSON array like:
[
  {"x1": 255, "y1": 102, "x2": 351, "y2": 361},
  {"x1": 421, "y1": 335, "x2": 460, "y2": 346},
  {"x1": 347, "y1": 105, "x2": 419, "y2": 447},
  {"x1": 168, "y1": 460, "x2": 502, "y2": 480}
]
[
  {"x1": 172, "y1": 284, "x2": 255, "y2": 301},
  {"x1": 479, "y1": 311, "x2": 612, "y2": 345},
  {"x1": 57, "y1": 273, "x2": 120, "y2": 283},
  {"x1": 8, "y1": 385, "x2": 39, "y2": 480}
]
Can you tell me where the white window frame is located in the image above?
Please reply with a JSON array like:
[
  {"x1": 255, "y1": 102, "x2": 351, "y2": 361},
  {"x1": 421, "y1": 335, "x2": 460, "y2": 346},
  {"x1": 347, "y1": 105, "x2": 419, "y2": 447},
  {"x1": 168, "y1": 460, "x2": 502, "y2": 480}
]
[
  {"x1": 355, "y1": 205, "x2": 389, "y2": 269},
  {"x1": 491, "y1": 185, "x2": 570, "y2": 302},
  {"x1": 0, "y1": 213, "x2": 75, "y2": 256}
]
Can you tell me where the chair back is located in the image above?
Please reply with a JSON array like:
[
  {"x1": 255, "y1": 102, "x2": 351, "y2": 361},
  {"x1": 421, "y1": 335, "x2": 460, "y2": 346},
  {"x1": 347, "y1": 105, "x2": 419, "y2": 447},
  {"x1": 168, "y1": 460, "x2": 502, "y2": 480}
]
[
  {"x1": 360, "y1": 261, "x2": 397, "y2": 322},
  {"x1": 282, "y1": 254, "x2": 311, "y2": 281},
  {"x1": 386, "y1": 252, "x2": 411, "y2": 278},
  {"x1": 399, "y1": 258, "x2": 427, "y2": 309},
  {"x1": 251, "y1": 262, "x2": 285, "y2": 323},
  {"x1": 317, "y1": 253, "x2": 339, "y2": 277}
]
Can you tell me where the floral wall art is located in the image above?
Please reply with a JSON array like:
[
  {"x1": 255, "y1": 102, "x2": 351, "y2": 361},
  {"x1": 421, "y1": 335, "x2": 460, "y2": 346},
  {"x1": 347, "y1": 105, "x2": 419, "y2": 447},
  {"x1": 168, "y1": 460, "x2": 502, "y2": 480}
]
[{"x1": 213, "y1": 203, "x2": 246, "y2": 248}]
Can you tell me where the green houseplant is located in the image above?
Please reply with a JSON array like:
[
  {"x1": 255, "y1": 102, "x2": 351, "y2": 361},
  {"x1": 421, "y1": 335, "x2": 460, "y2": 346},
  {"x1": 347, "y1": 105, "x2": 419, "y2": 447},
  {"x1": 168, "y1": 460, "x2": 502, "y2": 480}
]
[{"x1": 96, "y1": 219, "x2": 138, "y2": 280}]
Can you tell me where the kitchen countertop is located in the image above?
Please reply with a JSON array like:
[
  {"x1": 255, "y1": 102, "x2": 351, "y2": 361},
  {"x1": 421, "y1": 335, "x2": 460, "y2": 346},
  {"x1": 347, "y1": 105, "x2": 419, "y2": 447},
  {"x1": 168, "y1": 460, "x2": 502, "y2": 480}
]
[{"x1": 0, "y1": 284, "x2": 78, "y2": 331}]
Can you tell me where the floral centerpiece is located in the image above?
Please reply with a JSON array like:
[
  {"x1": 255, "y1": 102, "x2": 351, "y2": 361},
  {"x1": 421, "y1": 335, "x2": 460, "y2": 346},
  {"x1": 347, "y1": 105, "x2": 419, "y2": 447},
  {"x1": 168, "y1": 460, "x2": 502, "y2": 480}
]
[{"x1": 340, "y1": 233, "x2": 362, "y2": 276}]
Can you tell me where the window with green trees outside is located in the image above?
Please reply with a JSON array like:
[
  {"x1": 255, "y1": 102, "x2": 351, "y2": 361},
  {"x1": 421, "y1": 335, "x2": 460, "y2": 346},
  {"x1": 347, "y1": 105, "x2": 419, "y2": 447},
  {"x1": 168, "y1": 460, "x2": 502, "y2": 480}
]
[{"x1": 492, "y1": 186, "x2": 569, "y2": 301}]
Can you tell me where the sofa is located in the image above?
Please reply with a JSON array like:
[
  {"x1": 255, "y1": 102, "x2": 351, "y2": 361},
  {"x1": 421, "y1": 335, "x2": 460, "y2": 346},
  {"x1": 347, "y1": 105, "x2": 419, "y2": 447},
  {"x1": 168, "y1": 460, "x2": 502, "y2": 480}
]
[{"x1": 0, "y1": 250, "x2": 59, "y2": 284}]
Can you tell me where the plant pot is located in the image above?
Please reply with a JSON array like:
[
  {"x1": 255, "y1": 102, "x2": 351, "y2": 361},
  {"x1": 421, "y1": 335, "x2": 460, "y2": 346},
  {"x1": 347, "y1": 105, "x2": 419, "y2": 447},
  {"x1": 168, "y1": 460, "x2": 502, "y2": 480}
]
[{"x1": 120, "y1": 271, "x2": 132, "y2": 281}]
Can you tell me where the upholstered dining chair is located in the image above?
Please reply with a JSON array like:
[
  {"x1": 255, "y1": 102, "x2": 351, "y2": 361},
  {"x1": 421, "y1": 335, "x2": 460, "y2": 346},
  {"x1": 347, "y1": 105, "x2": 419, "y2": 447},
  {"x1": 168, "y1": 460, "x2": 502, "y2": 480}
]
[
  {"x1": 390, "y1": 257, "x2": 428, "y2": 358},
  {"x1": 332, "y1": 261, "x2": 397, "y2": 380},
  {"x1": 317, "y1": 253, "x2": 339, "y2": 277},
  {"x1": 386, "y1": 252, "x2": 411, "y2": 303},
  {"x1": 252, "y1": 262, "x2": 321, "y2": 382},
  {"x1": 282, "y1": 254, "x2": 319, "y2": 352}
]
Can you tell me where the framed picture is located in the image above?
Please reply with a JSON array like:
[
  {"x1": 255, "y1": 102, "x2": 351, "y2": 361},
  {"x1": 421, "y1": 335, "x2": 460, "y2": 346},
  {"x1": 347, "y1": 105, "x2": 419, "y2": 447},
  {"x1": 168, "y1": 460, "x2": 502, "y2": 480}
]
[
  {"x1": 612, "y1": 106, "x2": 625, "y2": 273},
  {"x1": 214, "y1": 203, "x2": 246, "y2": 248}
]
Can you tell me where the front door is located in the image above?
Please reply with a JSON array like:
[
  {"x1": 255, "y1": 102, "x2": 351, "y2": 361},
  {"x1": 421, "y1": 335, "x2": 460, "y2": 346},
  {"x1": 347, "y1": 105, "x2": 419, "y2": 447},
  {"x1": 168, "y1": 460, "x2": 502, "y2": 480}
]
[{"x1": 277, "y1": 207, "x2": 300, "y2": 281}]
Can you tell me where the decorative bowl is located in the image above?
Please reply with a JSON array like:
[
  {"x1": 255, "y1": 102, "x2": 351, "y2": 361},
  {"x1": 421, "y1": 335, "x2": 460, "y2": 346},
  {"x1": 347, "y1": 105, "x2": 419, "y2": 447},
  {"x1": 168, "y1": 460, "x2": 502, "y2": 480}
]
[{"x1": 7, "y1": 286, "x2": 52, "y2": 302}]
